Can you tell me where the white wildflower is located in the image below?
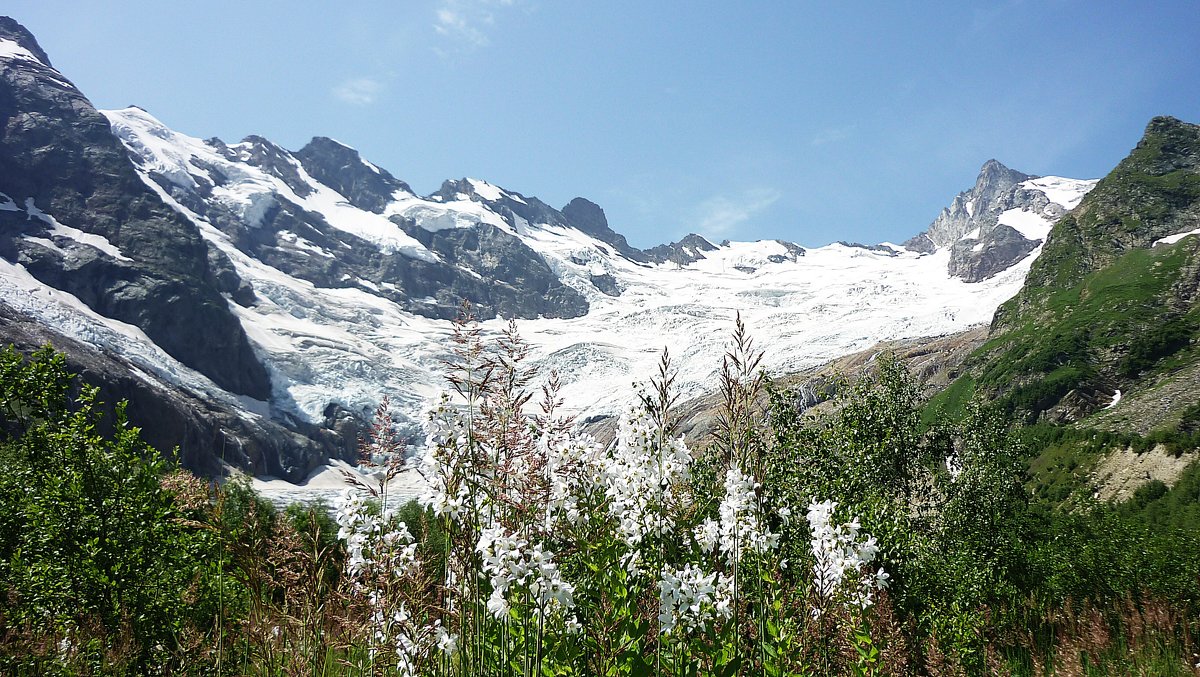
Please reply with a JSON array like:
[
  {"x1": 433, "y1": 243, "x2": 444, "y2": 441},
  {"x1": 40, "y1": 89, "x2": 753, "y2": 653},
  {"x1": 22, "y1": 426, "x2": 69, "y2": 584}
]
[
  {"x1": 714, "y1": 465, "x2": 779, "y2": 563},
  {"x1": 436, "y1": 624, "x2": 459, "y2": 656},
  {"x1": 658, "y1": 564, "x2": 734, "y2": 635},
  {"x1": 694, "y1": 518, "x2": 720, "y2": 553},
  {"x1": 334, "y1": 489, "x2": 420, "y2": 581},
  {"x1": 595, "y1": 410, "x2": 692, "y2": 552},
  {"x1": 807, "y1": 499, "x2": 888, "y2": 611},
  {"x1": 476, "y1": 526, "x2": 575, "y2": 619}
]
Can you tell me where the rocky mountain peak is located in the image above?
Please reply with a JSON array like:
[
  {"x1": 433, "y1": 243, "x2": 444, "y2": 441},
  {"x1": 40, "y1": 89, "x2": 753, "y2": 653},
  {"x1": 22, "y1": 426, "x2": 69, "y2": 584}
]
[
  {"x1": 977, "y1": 158, "x2": 1029, "y2": 188},
  {"x1": 561, "y1": 197, "x2": 608, "y2": 235},
  {"x1": 561, "y1": 197, "x2": 650, "y2": 263},
  {"x1": 1145, "y1": 115, "x2": 1191, "y2": 135},
  {"x1": 225, "y1": 135, "x2": 314, "y2": 198},
  {"x1": 644, "y1": 233, "x2": 719, "y2": 265},
  {"x1": 1131, "y1": 116, "x2": 1200, "y2": 176},
  {"x1": 430, "y1": 177, "x2": 529, "y2": 209},
  {"x1": 433, "y1": 178, "x2": 484, "y2": 202},
  {"x1": 294, "y1": 136, "x2": 413, "y2": 213},
  {"x1": 921, "y1": 158, "x2": 1032, "y2": 248},
  {"x1": 0, "y1": 16, "x2": 52, "y2": 68},
  {"x1": 902, "y1": 155, "x2": 1096, "y2": 281}
]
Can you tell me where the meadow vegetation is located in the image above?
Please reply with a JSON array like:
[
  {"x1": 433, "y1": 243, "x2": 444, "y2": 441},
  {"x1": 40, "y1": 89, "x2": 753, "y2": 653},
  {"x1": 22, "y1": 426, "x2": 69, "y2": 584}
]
[{"x1": 0, "y1": 314, "x2": 1198, "y2": 675}]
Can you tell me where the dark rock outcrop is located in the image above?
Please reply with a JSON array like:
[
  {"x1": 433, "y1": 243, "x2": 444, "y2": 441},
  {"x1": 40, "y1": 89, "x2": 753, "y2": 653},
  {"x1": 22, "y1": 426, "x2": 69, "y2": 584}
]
[
  {"x1": 767, "y1": 240, "x2": 806, "y2": 263},
  {"x1": 645, "y1": 233, "x2": 719, "y2": 265},
  {"x1": 294, "y1": 136, "x2": 413, "y2": 213},
  {"x1": 947, "y1": 225, "x2": 1039, "y2": 282},
  {"x1": 0, "y1": 17, "x2": 270, "y2": 399},
  {"x1": 399, "y1": 221, "x2": 590, "y2": 319},
  {"x1": 561, "y1": 197, "x2": 650, "y2": 263},
  {"x1": 838, "y1": 241, "x2": 897, "y2": 256}
]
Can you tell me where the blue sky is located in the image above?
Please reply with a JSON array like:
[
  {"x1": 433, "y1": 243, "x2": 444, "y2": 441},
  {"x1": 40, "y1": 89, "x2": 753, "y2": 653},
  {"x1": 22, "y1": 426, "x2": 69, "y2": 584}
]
[{"x1": 8, "y1": 2, "x2": 1199, "y2": 248}]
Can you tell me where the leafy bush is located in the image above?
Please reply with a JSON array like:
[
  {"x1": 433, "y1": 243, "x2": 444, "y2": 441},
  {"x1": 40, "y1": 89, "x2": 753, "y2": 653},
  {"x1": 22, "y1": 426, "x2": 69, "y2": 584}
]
[{"x1": 0, "y1": 345, "x2": 226, "y2": 673}]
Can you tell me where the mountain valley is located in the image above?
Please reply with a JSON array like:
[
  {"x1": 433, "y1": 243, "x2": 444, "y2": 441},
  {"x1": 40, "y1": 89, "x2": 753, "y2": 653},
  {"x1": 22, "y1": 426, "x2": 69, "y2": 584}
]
[{"x1": 0, "y1": 17, "x2": 1105, "y2": 491}]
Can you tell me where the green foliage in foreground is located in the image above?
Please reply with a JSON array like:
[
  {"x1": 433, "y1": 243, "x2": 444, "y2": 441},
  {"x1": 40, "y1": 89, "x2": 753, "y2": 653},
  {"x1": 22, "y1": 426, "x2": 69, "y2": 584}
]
[
  {"x1": 767, "y1": 355, "x2": 1200, "y2": 673},
  {"x1": 0, "y1": 342, "x2": 1198, "y2": 675},
  {"x1": 0, "y1": 346, "x2": 232, "y2": 674}
]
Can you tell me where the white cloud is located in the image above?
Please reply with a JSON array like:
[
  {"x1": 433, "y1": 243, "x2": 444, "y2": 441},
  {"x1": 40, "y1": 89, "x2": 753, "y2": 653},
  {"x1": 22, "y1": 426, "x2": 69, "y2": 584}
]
[
  {"x1": 434, "y1": 0, "x2": 516, "y2": 51},
  {"x1": 692, "y1": 188, "x2": 782, "y2": 239},
  {"x1": 332, "y1": 77, "x2": 383, "y2": 106}
]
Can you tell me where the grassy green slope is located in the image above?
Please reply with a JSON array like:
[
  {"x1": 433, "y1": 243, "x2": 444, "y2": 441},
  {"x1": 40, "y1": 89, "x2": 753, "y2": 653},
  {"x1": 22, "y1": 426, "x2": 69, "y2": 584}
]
[{"x1": 932, "y1": 116, "x2": 1200, "y2": 426}]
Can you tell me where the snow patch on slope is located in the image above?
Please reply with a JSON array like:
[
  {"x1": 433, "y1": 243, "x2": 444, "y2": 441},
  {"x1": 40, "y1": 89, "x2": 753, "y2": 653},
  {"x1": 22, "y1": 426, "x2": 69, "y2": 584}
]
[
  {"x1": 24, "y1": 198, "x2": 132, "y2": 261},
  {"x1": 1022, "y1": 176, "x2": 1097, "y2": 209},
  {"x1": 1155, "y1": 227, "x2": 1200, "y2": 246},
  {"x1": 385, "y1": 193, "x2": 511, "y2": 232},
  {"x1": 997, "y1": 208, "x2": 1053, "y2": 241},
  {"x1": 0, "y1": 38, "x2": 43, "y2": 65}
]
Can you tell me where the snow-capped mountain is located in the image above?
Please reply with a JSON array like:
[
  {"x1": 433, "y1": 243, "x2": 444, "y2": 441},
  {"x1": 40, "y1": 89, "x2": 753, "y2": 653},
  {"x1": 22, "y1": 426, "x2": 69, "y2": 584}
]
[
  {"x1": 0, "y1": 17, "x2": 1096, "y2": 489},
  {"x1": 905, "y1": 159, "x2": 1097, "y2": 281}
]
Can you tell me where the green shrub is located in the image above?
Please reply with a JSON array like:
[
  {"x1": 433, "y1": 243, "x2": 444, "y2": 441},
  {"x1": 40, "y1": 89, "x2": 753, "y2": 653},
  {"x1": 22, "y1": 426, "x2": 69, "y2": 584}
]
[
  {"x1": 1118, "y1": 315, "x2": 1195, "y2": 377},
  {"x1": 0, "y1": 345, "x2": 225, "y2": 673}
]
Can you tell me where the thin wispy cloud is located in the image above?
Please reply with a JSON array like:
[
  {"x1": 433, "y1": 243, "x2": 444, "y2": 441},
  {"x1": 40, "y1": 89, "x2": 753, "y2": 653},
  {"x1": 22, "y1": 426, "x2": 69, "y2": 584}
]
[
  {"x1": 434, "y1": 0, "x2": 516, "y2": 52},
  {"x1": 332, "y1": 77, "x2": 383, "y2": 106},
  {"x1": 692, "y1": 188, "x2": 782, "y2": 239},
  {"x1": 811, "y1": 125, "x2": 855, "y2": 147}
]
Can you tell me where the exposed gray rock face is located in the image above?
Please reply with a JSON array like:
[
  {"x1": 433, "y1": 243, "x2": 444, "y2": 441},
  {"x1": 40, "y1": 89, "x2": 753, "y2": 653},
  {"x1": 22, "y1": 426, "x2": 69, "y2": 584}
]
[
  {"x1": 838, "y1": 241, "x2": 898, "y2": 256},
  {"x1": 645, "y1": 233, "x2": 719, "y2": 265},
  {"x1": 294, "y1": 136, "x2": 413, "y2": 213},
  {"x1": 767, "y1": 240, "x2": 807, "y2": 263},
  {"x1": 904, "y1": 232, "x2": 937, "y2": 254},
  {"x1": 0, "y1": 301, "x2": 356, "y2": 481},
  {"x1": 399, "y1": 221, "x2": 590, "y2": 319},
  {"x1": 948, "y1": 225, "x2": 1040, "y2": 282},
  {"x1": 1040, "y1": 385, "x2": 1115, "y2": 425},
  {"x1": 561, "y1": 197, "x2": 651, "y2": 263},
  {"x1": 0, "y1": 17, "x2": 271, "y2": 400},
  {"x1": 236, "y1": 135, "x2": 316, "y2": 199},
  {"x1": 909, "y1": 160, "x2": 1032, "y2": 249},
  {"x1": 588, "y1": 272, "x2": 622, "y2": 296},
  {"x1": 644, "y1": 235, "x2": 803, "y2": 267},
  {"x1": 434, "y1": 178, "x2": 563, "y2": 228}
]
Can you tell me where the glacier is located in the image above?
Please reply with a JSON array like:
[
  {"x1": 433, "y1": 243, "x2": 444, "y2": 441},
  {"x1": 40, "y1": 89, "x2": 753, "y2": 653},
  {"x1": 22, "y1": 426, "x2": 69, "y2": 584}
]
[{"x1": 1, "y1": 103, "x2": 1097, "y2": 503}]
